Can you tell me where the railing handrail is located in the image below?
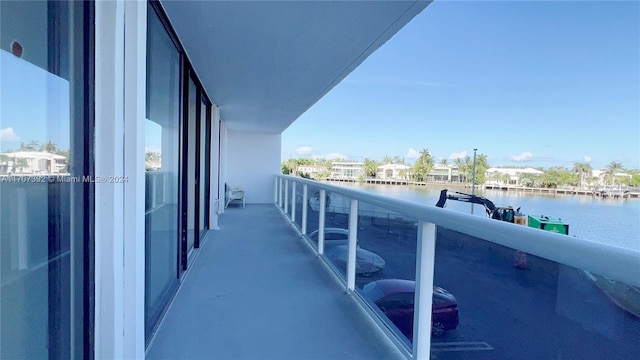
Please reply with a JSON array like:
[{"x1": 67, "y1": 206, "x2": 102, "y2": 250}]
[{"x1": 276, "y1": 174, "x2": 640, "y2": 287}]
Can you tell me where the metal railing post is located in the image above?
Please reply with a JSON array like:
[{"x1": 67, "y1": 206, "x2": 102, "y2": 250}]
[
  {"x1": 347, "y1": 199, "x2": 358, "y2": 293},
  {"x1": 413, "y1": 220, "x2": 436, "y2": 359},
  {"x1": 284, "y1": 179, "x2": 289, "y2": 215},
  {"x1": 302, "y1": 184, "x2": 308, "y2": 234},
  {"x1": 274, "y1": 177, "x2": 278, "y2": 204},
  {"x1": 291, "y1": 181, "x2": 296, "y2": 223},
  {"x1": 318, "y1": 189, "x2": 326, "y2": 256},
  {"x1": 278, "y1": 177, "x2": 283, "y2": 208}
]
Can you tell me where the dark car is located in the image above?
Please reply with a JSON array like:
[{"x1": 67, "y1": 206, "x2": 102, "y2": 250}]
[{"x1": 361, "y1": 279, "x2": 458, "y2": 338}]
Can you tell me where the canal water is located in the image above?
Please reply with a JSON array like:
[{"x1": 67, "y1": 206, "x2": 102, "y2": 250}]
[{"x1": 332, "y1": 182, "x2": 640, "y2": 252}]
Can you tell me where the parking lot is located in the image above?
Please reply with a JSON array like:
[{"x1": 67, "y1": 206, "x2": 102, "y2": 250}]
[{"x1": 299, "y1": 207, "x2": 640, "y2": 359}]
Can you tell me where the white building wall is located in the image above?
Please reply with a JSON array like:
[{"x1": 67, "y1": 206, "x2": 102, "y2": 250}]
[
  {"x1": 95, "y1": 1, "x2": 146, "y2": 358},
  {"x1": 209, "y1": 106, "x2": 221, "y2": 228},
  {"x1": 225, "y1": 130, "x2": 281, "y2": 204}
]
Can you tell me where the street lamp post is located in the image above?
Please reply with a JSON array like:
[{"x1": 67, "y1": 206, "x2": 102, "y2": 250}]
[{"x1": 471, "y1": 148, "x2": 478, "y2": 214}]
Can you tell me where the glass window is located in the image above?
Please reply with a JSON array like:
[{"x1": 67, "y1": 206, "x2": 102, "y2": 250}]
[
  {"x1": 199, "y1": 98, "x2": 208, "y2": 234},
  {"x1": 186, "y1": 76, "x2": 197, "y2": 253},
  {"x1": 1, "y1": 1, "x2": 91, "y2": 358},
  {"x1": 145, "y1": 3, "x2": 181, "y2": 342}
]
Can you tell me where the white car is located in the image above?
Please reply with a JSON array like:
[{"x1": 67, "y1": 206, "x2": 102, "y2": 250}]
[
  {"x1": 308, "y1": 228, "x2": 385, "y2": 276},
  {"x1": 308, "y1": 228, "x2": 355, "y2": 247}
]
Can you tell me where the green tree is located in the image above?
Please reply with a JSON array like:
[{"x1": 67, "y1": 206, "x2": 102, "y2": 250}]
[
  {"x1": 392, "y1": 155, "x2": 405, "y2": 165},
  {"x1": 474, "y1": 154, "x2": 489, "y2": 185},
  {"x1": 539, "y1": 167, "x2": 575, "y2": 188},
  {"x1": 41, "y1": 141, "x2": 58, "y2": 153},
  {"x1": 20, "y1": 141, "x2": 40, "y2": 151},
  {"x1": 362, "y1": 158, "x2": 379, "y2": 178},
  {"x1": 454, "y1": 156, "x2": 473, "y2": 183},
  {"x1": 454, "y1": 154, "x2": 488, "y2": 184},
  {"x1": 412, "y1": 149, "x2": 434, "y2": 182},
  {"x1": 628, "y1": 170, "x2": 640, "y2": 187},
  {"x1": 519, "y1": 172, "x2": 541, "y2": 187},
  {"x1": 572, "y1": 162, "x2": 593, "y2": 189},
  {"x1": 382, "y1": 155, "x2": 393, "y2": 165},
  {"x1": 604, "y1": 161, "x2": 625, "y2": 185}
]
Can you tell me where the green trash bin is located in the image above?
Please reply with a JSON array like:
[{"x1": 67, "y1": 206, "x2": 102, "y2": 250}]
[{"x1": 528, "y1": 215, "x2": 569, "y2": 235}]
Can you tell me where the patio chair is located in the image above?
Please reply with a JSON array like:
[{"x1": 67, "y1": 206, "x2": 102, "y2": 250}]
[{"x1": 225, "y1": 183, "x2": 245, "y2": 208}]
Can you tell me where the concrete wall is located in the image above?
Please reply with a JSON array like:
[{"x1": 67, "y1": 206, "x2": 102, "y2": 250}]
[{"x1": 225, "y1": 129, "x2": 280, "y2": 204}]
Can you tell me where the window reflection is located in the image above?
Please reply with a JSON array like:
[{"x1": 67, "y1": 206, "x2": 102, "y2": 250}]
[
  {"x1": 1, "y1": 1, "x2": 88, "y2": 358},
  {"x1": 145, "y1": 3, "x2": 181, "y2": 342}
]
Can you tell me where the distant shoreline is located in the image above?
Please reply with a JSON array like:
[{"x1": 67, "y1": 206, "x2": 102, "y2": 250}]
[{"x1": 322, "y1": 178, "x2": 640, "y2": 199}]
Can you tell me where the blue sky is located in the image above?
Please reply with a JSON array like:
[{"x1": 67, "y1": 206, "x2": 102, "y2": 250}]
[
  {"x1": 282, "y1": 1, "x2": 640, "y2": 171},
  {"x1": 1, "y1": 50, "x2": 70, "y2": 152}
]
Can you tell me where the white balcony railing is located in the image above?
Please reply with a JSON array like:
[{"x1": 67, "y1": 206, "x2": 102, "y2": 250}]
[{"x1": 274, "y1": 174, "x2": 640, "y2": 359}]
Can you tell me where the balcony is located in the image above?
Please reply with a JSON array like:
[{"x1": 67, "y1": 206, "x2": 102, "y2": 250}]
[
  {"x1": 147, "y1": 175, "x2": 640, "y2": 359},
  {"x1": 145, "y1": 204, "x2": 402, "y2": 359}
]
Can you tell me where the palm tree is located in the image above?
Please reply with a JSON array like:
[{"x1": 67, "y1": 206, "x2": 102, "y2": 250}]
[
  {"x1": 41, "y1": 141, "x2": 58, "y2": 153},
  {"x1": 454, "y1": 156, "x2": 473, "y2": 183},
  {"x1": 20, "y1": 141, "x2": 40, "y2": 151},
  {"x1": 362, "y1": 158, "x2": 378, "y2": 178},
  {"x1": 412, "y1": 149, "x2": 434, "y2": 182},
  {"x1": 392, "y1": 155, "x2": 404, "y2": 165},
  {"x1": 572, "y1": 162, "x2": 592, "y2": 189},
  {"x1": 474, "y1": 154, "x2": 489, "y2": 185},
  {"x1": 604, "y1": 161, "x2": 625, "y2": 185},
  {"x1": 382, "y1": 155, "x2": 393, "y2": 165}
]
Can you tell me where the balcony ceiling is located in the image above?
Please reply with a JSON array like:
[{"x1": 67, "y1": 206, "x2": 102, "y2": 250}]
[{"x1": 161, "y1": 0, "x2": 430, "y2": 133}]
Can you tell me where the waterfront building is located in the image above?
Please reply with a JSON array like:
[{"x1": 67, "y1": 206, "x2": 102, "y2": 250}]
[
  {"x1": 377, "y1": 163, "x2": 411, "y2": 180},
  {"x1": 330, "y1": 161, "x2": 364, "y2": 180},
  {"x1": 591, "y1": 170, "x2": 633, "y2": 186},
  {"x1": 0, "y1": 151, "x2": 68, "y2": 175},
  {"x1": 428, "y1": 164, "x2": 460, "y2": 182},
  {"x1": 485, "y1": 167, "x2": 544, "y2": 186},
  {"x1": 297, "y1": 164, "x2": 328, "y2": 179}
]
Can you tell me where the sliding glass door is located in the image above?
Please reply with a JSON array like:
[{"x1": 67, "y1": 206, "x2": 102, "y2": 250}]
[
  {"x1": 1, "y1": 1, "x2": 93, "y2": 358},
  {"x1": 145, "y1": 1, "x2": 212, "y2": 343},
  {"x1": 145, "y1": 3, "x2": 181, "y2": 343},
  {"x1": 185, "y1": 75, "x2": 198, "y2": 255}
]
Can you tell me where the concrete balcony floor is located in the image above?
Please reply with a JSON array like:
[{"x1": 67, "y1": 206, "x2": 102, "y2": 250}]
[{"x1": 146, "y1": 204, "x2": 401, "y2": 360}]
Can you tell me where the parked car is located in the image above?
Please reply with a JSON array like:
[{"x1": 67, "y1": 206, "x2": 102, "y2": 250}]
[
  {"x1": 308, "y1": 228, "x2": 356, "y2": 247},
  {"x1": 361, "y1": 279, "x2": 458, "y2": 338},
  {"x1": 324, "y1": 245, "x2": 386, "y2": 276},
  {"x1": 308, "y1": 228, "x2": 385, "y2": 276}
]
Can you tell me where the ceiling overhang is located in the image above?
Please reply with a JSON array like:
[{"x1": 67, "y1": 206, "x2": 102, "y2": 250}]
[{"x1": 161, "y1": 0, "x2": 431, "y2": 133}]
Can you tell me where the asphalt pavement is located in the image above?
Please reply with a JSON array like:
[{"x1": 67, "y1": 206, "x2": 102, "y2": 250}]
[{"x1": 296, "y1": 206, "x2": 640, "y2": 359}]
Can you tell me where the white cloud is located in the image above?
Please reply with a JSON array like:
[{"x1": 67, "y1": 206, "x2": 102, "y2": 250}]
[
  {"x1": 0, "y1": 127, "x2": 20, "y2": 142},
  {"x1": 295, "y1": 146, "x2": 313, "y2": 155},
  {"x1": 312, "y1": 153, "x2": 347, "y2": 160},
  {"x1": 584, "y1": 156, "x2": 592, "y2": 163},
  {"x1": 448, "y1": 151, "x2": 467, "y2": 160},
  {"x1": 511, "y1": 152, "x2": 533, "y2": 161},
  {"x1": 406, "y1": 148, "x2": 420, "y2": 159}
]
